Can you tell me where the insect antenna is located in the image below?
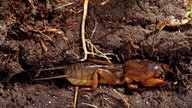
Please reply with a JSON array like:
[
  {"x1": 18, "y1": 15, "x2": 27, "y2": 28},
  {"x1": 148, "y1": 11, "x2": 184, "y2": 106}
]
[
  {"x1": 34, "y1": 66, "x2": 69, "y2": 81},
  {"x1": 33, "y1": 75, "x2": 70, "y2": 81},
  {"x1": 39, "y1": 66, "x2": 68, "y2": 72}
]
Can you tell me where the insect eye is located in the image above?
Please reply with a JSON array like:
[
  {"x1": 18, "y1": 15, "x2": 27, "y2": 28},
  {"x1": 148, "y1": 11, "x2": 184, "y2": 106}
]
[
  {"x1": 153, "y1": 65, "x2": 159, "y2": 70},
  {"x1": 152, "y1": 65, "x2": 165, "y2": 78}
]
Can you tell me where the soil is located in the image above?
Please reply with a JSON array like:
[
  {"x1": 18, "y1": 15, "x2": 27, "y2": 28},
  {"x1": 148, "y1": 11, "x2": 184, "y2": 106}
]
[{"x1": 0, "y1": 0, "x2": 192, "y2": 108}]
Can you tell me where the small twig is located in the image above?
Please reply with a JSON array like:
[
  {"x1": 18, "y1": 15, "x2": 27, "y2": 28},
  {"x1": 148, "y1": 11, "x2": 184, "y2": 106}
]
[
  {"x1": 81, "y1": 102, "x2": 99, "y2": 108},
  {"x1": 39, "y1": 38, "x2": 48, "y2": 52},
  {"x1": 37, "y1": 30, "x2": 53, "y2": 42},
  {"x1": 90, "y1": 17, "x2": 98, "y2": 39},
  {"x1": 170, "y1": 44, "x2": 192, "y2": 51},
  {"x1": 156, "y1": 16, "x2": 192, "y2": 31},
  {"x1": 101, "y1": 0, "x2": 110, "y2": 5},
  {"x1": 53, "y1": 2, "x2": 74, "y2": 10},
  {"x1": 85, "y1": 39, "x2": 112, "y2": 62},
  {"x1": 80, "y1": 0, "x2": 112, "y2": 62},
  {"x1": 81, "y1": 0, "x2": 89, "y2": 61},
  {"x1": 112, "y1": 89, "x2": 131, "y2": 108},
  {"x1": 73, "y1": 86, "x2": 79, "y2": 108}
]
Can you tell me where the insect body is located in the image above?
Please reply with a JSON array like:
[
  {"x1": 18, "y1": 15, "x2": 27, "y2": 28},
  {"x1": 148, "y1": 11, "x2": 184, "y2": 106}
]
[
  {"x1": 64, "y1": 63, "x2": 126, "y2": 90},
  {"x1": 36, "y1": 63, "x2": 126, "y2": 90},
  {"x1": 35, "y1": 60, "x2": 170, "y2": 89},
  {"x1": 34, "y1": 60, "x2": 171, "y2": 108}
]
